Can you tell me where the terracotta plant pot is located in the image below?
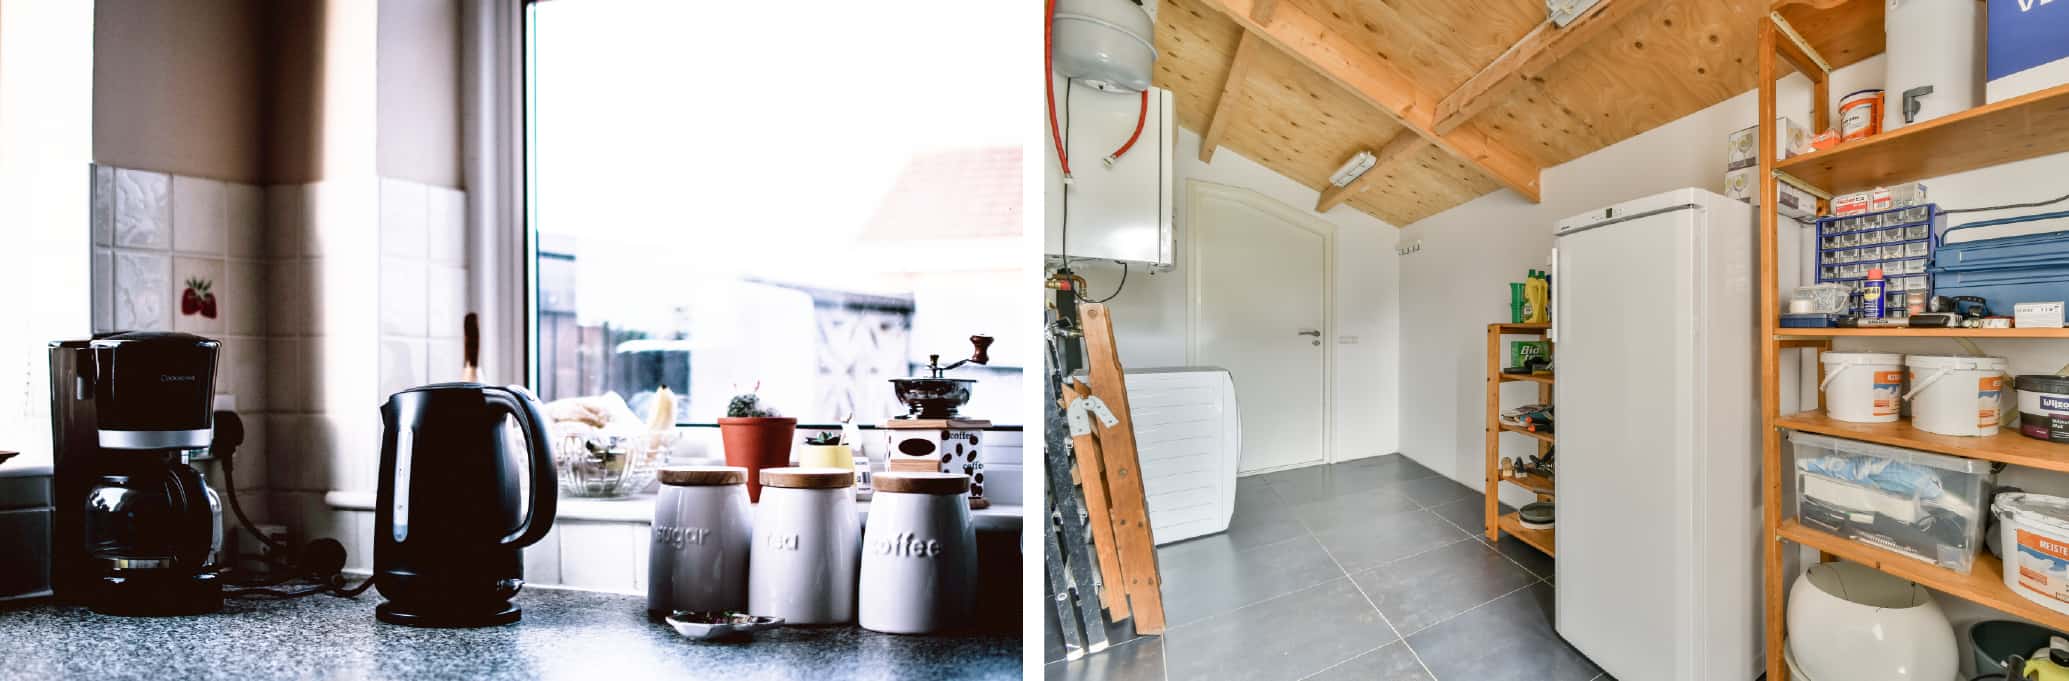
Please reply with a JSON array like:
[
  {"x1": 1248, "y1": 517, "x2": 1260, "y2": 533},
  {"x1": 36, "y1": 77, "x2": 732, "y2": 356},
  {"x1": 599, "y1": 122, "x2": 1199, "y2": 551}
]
[{"x1": 718, "y1": 417, "x2": 797, "y2": 502}]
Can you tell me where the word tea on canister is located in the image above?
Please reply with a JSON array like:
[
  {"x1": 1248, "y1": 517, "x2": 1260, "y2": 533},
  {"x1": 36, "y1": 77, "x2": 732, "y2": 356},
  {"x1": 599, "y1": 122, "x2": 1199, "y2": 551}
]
[
  {"x1": 859, "y1": 472, "x2": 976, "y2": 635},
  {"x1": 648, "y1": 466, "x2": 751, "y2": 616},
  {"x1": 749, "y1": 467, "x2": 860, "y2": 624},
  {"x1": 884, "y1": 419, "x2": 989, "y2": 508}
]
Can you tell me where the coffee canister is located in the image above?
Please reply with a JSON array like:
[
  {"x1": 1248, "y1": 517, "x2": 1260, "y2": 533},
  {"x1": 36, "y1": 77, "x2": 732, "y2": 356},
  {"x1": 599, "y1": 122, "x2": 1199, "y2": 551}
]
[
  {"x1": 749, "y1": 467, "x2": 860, "y2": 624},
  {"x1": 858, "y1": 472, "x2": 976, "y2": 635},
  {"x1": 648, "y1": 466, "x2": 751, "y2": 616}
]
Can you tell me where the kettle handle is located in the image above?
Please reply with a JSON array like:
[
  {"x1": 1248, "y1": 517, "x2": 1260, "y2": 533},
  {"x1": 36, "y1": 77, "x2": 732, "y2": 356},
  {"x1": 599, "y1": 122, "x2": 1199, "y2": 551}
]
[{"x1": 484, "y1": 385, "x2": 557, "y2": 548}]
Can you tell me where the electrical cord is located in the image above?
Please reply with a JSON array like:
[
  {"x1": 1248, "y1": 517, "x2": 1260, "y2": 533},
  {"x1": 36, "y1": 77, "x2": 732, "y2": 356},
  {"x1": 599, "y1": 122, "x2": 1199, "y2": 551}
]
[
  {"x1": 1083, "y1": 261, "x2": 1128, "y2": 303},
  {"x1": 1944, "y1": 189, "x2": 2069, "y2": 216},
  {"x1": 210, "y1": 411, "x2": 375, "y2": 600}
]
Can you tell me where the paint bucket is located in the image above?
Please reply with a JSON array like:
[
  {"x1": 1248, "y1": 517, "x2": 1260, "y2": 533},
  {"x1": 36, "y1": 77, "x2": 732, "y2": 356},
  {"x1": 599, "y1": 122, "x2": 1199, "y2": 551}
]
[
  {"x1": 1839, "y1": 89, "x2": 1884, "y2": 142},
  {"x1": 1994, "y1": 492, "x2": 2069, "y2": 618},
  {"x1": 1904, "y1": 354, "x2": 2009, "y2": 436},
  {"x1": 1820, "y1": 352, "x2": 1904, "y2": 423},
  {"x1": 2017, "y1": 375, "x2": 2069, "y2": 443}
]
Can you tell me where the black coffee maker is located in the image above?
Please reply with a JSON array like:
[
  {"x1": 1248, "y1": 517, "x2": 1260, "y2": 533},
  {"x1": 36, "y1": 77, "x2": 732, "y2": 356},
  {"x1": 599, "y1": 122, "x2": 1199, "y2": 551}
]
[
  {"x1": 48, "y1": 332, "x2": 225, "y2": 615},
  {"x1": 374, "y1": 383, "x2": 556, "y2": 627}
]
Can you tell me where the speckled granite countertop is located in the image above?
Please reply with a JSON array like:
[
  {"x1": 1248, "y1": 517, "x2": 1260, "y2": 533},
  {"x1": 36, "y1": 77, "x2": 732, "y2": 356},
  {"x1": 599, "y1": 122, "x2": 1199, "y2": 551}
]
[{"x1": 0, "y1": 587, "x2": 1020, "y2": 681}]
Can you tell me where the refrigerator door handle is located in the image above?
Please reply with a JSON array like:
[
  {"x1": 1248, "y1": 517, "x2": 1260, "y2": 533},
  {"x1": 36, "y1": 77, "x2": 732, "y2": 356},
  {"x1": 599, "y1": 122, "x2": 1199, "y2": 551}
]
[{"x1": 1550, "y1": 247, "x2": 1560, "y2": 344}]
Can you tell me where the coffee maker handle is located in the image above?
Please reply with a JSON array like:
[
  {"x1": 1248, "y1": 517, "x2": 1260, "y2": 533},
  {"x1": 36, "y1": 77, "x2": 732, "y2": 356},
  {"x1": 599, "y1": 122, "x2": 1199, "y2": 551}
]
[
  {"x1": 165, "y1": 464, "x2": 216, "y2": 568},
  {"x1": 484, "y1": 385, "x2": 558, "y2": 548}
]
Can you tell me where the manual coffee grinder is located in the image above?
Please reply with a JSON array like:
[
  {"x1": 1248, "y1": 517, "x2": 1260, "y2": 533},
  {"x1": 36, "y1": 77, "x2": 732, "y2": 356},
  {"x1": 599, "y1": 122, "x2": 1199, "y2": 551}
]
[{"x1": 885, "y1": 335, "x2": 993, "y2": 509}]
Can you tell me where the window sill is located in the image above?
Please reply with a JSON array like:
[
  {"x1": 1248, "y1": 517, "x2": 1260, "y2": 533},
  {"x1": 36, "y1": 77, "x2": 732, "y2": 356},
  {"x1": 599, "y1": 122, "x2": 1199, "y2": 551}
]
[{"x1": 324, "y1": 490, "x2": 1022, "y2": 532}]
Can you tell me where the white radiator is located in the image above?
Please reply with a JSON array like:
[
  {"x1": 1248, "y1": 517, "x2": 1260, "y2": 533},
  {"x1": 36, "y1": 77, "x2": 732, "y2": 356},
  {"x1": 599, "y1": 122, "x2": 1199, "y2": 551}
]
[{"x1": 1125, "y1": 367, "x2": 1242, "y2": 545}]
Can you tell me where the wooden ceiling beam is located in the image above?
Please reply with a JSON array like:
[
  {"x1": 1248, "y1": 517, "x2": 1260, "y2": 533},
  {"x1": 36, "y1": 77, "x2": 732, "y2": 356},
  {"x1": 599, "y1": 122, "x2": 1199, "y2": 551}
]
[
  {"x1": 1432, "y1": 0, "x2": 1655, "y2": 135},
  {"x1": 1201, "y1": 0, "x2": 1543, "y2": 203},
  {"x1": 1250, "y1": 0, "x2": 1280, "y2": 25},
  {"x1": 1315, "y1": 132, "x2": 1427, "y2": 213},
  {"x1": 1199, "y1": 31, "x2": 1262, "y2": 163}
]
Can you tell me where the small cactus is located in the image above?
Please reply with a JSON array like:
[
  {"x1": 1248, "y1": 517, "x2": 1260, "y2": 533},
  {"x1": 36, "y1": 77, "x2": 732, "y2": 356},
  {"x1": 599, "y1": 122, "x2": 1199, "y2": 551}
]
[
  {"x1": 804, "y1": 431, "x2": 841, "y2": 446},
  {"x1": 726, "y1": 392, "x2": 779, "y2": 418}
]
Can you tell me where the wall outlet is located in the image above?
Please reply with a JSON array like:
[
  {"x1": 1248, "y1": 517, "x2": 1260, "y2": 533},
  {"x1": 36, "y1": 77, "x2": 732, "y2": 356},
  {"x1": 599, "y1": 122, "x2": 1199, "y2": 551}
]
[{"x1": 1395, "y1": 240, "x2": 1424, "y2": 256}]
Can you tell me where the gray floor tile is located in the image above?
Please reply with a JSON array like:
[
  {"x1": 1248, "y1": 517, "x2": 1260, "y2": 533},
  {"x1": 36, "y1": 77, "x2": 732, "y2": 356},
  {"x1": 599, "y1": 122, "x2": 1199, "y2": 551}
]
[
  {"x1": 1046, "y1": 636, "x2": 1166, "y2": 681},
  {"x1": 1349, "y1": 538, "x2": 1539, "y2": 635},
  {"x1": 1157, "y1": 535, "x2": 1347, "y2": 627},
  {"x1": 1483, "y1": 533, "x2": 1555, "y2": 580},
  {"x1": 1304, "y1": 641, "x2": 1433, "y2": 681},
  {"x1": 1405, "y1": 583, "x2": 1601, "y2": 681},
  {"x1": 1162, "y1": 578, "x2": 1397, "y2": 681},
  {"x1": 1429, "y1": 497, "x2": 1511, "y2": 538},
  {"x1": 1311, "y1": 508, "x2": 1469, "y2": 573},
  {"x1": 1390, "y1": 475, "x2": 1480, "y2": 508},
  {"x1": 1290, "y1": 489, "x2": 1422, "y2": 534}
]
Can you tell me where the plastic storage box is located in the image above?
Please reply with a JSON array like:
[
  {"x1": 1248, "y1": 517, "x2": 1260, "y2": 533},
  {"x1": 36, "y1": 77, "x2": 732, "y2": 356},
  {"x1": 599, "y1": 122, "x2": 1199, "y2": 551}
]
[
  {"x1": 1789, "y1": 431, "x2": 1992, "y2": 573},
  {"x1": 1816, "y1": 204, "x2": 1942, "y2": 313},
  {"x1": 1931, "y1": 210, "x2": 2069, "y2": 316}
]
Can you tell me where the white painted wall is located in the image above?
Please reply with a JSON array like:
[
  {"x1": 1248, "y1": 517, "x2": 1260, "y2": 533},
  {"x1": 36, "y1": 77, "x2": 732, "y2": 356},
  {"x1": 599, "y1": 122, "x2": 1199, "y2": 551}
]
[
  {"x1": 1399, "y1": 54, "x2": 2069, "y2": 642},
  {"x1": 1051, "y1": 126, "x2": 1403, "y2": 462}
]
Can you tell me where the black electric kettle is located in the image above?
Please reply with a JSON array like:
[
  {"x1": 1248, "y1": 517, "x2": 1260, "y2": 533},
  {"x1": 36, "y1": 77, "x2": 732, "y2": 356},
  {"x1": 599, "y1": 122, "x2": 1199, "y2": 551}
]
[{"x1": 373, "y1": 383, "x2": 556, "y2": 627}]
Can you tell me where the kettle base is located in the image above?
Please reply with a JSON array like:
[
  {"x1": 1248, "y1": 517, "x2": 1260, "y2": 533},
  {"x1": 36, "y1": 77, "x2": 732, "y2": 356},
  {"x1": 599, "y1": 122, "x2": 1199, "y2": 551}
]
[{"x1": 376, "y1": 600, "x2": 520, "y2": 628}]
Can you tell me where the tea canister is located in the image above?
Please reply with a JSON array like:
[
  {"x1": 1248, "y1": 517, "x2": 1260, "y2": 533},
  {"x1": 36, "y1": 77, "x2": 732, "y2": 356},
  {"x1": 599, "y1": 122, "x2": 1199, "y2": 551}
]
[
  {"x1": 648, "y1": 466, "x2": 752, "y2": 616},
  {"x1": 858, "y1": 472, "x2": 976, "y2": 635},
  {"x1": 749, "y1": 467, "x2": 860, "y2": 624}
]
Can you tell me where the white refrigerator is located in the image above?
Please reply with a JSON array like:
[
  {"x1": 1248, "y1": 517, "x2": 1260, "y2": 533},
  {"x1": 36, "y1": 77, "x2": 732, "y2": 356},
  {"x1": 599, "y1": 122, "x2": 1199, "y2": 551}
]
[{"x1": 1551, "y1": 188, "x2": 1763, "y2": 681}]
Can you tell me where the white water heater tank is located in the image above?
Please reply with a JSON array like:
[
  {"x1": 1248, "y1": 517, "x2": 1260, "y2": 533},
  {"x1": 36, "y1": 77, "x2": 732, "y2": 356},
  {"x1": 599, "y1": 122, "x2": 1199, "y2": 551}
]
[
  {"x1": 1884, "y1": 0, "x2": 1982, "y2": 130},
  {"x1": 1051, "y1": 0, "x2": 1156, "y2": 92}
]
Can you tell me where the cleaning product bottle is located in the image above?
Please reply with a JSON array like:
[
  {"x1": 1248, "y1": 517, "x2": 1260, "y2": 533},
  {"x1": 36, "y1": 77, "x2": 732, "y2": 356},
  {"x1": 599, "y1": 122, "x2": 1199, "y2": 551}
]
[
  {"x1": 1510, "y1": 282, "x2": 1527, "y2": 323},
  {"x1": 1532, "y1": 270, "x2": 1550, "y2": 323},
  {"x1": 1861, "y1": 267, "x2": 1886, "y2": 319}
]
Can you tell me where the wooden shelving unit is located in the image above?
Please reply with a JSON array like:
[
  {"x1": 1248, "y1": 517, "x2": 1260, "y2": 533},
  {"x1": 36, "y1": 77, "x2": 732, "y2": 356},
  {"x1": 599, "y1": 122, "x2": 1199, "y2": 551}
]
[
  {"x1": 1757, "y1": 4, "x2": 2069, "y2": 678},
  {"x1": 1484, "y1": 322, "x2": 1554, "y2": 557}
]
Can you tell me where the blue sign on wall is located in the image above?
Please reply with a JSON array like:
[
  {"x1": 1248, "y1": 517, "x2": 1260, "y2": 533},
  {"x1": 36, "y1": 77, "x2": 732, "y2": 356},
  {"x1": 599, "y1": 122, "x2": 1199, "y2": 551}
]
[{"x1": 1990, "y1": 0, "x2": 2069, "y2": 81}]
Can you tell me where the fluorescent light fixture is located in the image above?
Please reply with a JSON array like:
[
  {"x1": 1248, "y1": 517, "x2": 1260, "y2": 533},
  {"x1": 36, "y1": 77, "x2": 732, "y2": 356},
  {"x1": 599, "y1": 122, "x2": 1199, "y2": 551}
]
[{"x1": 1328, "y1": 151, "x2": 1377, "y2": 187}]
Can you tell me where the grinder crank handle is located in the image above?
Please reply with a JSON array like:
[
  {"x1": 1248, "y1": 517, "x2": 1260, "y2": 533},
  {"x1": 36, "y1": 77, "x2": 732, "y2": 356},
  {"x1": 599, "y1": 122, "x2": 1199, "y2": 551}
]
[{"x1": 968, "y1": 335, "x2": 992, "y2": 365}]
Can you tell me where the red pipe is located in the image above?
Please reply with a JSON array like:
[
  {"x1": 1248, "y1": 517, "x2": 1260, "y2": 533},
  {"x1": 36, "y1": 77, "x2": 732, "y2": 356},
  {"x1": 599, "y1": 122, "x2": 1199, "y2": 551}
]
[
  {"x1": 1045, "y1": 0, "x2": 1072, "y2": 180},
  {"x1": 1105, "y1": 89, "x2": 1149, "y2": 167}
]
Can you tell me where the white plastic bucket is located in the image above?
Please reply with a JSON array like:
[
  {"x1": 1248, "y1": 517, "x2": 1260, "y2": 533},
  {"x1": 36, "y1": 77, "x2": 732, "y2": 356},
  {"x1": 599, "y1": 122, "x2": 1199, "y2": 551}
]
[
  {"x1": 1904, "y1": 354, "x2": 2009, "y2": 436},
  {"x1": 1820, "y1": 352, "x2": 1903, "y2": 423},
  {"x1": 1995, "y1": 492, "x2": 2069, "y2": 618}
]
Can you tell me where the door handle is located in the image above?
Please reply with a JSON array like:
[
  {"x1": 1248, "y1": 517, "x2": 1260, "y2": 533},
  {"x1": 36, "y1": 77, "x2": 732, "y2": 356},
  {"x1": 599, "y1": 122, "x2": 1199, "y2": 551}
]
[{"x1": 1297, "y1": 329, "x2": 1322, "y2": 337}]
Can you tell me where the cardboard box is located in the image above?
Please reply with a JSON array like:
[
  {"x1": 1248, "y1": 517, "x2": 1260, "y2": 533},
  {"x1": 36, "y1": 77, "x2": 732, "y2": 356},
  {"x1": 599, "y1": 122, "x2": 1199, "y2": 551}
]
[
  {"x1": 2017, "y1": 301, "x2": 2066, "y2": 329},
  {"x1": 1727, "y1": 117, "x2": 1811, "y2": 172},
  {"x1": 1832, "y1": 183, "x2": 1928, "y2": 217},
  {"x1": 1726, "y1": 168, "x2": 1818, "y2": 219},
  {"x1": 1989, "y1": 0, "x2": 2069, "y2": 103}
]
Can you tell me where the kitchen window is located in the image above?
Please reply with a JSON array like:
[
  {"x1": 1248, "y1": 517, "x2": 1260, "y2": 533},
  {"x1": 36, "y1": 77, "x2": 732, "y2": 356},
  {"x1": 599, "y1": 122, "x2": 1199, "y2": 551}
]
[{"x1": 521, "y1": 0, "x2": 1026, "y2": 427}]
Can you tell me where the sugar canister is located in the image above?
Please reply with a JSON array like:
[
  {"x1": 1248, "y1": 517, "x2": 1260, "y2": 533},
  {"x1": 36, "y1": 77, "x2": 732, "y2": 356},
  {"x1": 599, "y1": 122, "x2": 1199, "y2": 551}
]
[
  {"x1": 749, "y1": 467, "x2": 860, "y2": 624},
  {"x1": 858, "y1": 472, "x2": 976, "y2": 634},
  {"x1": 648, "y1": 466, "x2": 751, "y2": 616}
]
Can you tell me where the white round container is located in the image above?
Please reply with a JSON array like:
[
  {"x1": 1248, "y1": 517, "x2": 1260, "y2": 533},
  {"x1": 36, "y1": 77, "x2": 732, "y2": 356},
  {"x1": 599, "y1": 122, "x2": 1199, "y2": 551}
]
[
  {"x1": 1904, "y1": 354, "x2": 2009, "y2": 436},
  {"x1": 1995, "y1": 492, "x2": 2069, "y2": 619},
  {"x1": 1784, "y1": 561, "x2": 1956, "y2": 681},
  {"x1": 1883, "y1": 0, "x2": 1980, "y2": 131},
  {"x1": 1820, "y1": 352, "x2": 1904, "y2": 423},
  {"x1": 648, "y1": 466, "x2": 752, "y2": 616},
  {"x1": 858, "y1": 472, "x2": 976, "y2": 635},
  {"x1": 749, "y1": 467, "x2": 860, "y2": 625}
]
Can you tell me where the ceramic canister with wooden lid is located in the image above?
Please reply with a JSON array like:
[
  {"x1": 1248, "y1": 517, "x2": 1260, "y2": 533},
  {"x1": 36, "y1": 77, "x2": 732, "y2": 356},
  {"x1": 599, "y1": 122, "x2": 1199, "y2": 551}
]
[
  {"x1": 858, "y1": 472, "x2": 976, "y2": 634},
  {"x1": 648, "y1": 466, "x2": 751, "y2": 616},
  {"x1": 748, "y1": 467, "x2": 860, "y2": 624}
]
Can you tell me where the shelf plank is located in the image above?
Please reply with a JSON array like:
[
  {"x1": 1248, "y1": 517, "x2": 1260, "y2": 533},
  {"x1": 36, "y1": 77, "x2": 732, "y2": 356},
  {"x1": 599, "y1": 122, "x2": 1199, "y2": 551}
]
[
  {"x1": 1779, "y1": 520, "x2": 2069, "y2": 633},
  {"x1": 1500, "y1": 471, "x2": 1555, "y2": 496},
  {"x1": 1488, "y1": 323, "x2": 1550, "y2": 335},
  {"x1": 1777, "y1": 411, "x2": 2069, "y2": 473},
  {"x1": 1498, "y1": 373, "x2": 1555, "y2": 385},
  {"x1": 1775, "y1": 326, "x2": 2069, "y2": 339},
  {"x1": 1498, "y1": 423, "x2": 1555, "y2": 444},
  {"x1": 1771, "y1": 0, "x2": 1883, "y2": 72},
  {"x1": 1498, "y1": 512, "x2": 1555, "y2": 557},
  {"x1": 1776, "y1": 81, "x2": 2069, "y2": 195}
]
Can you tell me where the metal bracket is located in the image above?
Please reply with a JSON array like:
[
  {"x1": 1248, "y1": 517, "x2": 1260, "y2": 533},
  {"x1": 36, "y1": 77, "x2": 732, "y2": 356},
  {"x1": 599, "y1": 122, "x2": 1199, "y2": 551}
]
[
  {"x1": 1067, "y1": 395, "x2": 1121, "y2": 437},
  {"x1": 1767, "y1": 12, "x2": 1831, "y2": 74}
]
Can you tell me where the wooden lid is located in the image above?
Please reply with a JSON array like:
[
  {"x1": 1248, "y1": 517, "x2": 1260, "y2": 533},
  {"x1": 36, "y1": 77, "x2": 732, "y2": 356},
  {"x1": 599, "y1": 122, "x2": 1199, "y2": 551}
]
[
  {"x1": 760, "y1": 467, "x2": 854, "y2": 489},
  {"x1": 657, "y1": 466, "x2": 747, "y2": 486},
  {"x1": 872, "y1": 472, "x2": 970, "y2": 495}
]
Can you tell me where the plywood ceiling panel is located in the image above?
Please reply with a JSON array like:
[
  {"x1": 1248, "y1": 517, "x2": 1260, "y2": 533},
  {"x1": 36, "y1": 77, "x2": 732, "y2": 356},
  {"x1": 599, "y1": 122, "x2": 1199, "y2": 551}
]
[{"x1": 1145, "y1": 0, "x2": 1817, "y2": 227}]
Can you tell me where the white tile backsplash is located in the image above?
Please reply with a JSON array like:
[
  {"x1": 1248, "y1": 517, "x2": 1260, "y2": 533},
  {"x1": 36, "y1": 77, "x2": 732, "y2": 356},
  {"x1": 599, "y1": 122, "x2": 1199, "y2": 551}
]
[
  {"x1": 172, "y1": 176, "x2": 227, "y2": 255},
  {"x1": 378, "y1": 337, "x2": 427, "y2": 400},
  {"x1": 114, "y1": 169, "x2": 170, "y2": 249},
  {"x1": 225, "y1": 184, "x2": 264, "y2": 257},
  {"x1": 379, "y1": 257, "x2": 428, "y2": 337},
  {"x1": 222, "y1": 336, "x2": 268, "y2": 412},
  {"x1": 524, "y1": 526, "x2": 564, "y2": 586},
  {"x1": 266, "y1": 184, "x2": 306, "y2": 259},
  {"x1": 171, "y1": 256, "x2": 225, "y2": 334},
  {"x1": 266, "y1": 259, "x2": 320, "y2": 336},
  {"x1": 222, "y1": 259, "x2": 267, "y2": 336},
  {"x1": 91, "y1": 166, "x2": 113, "y2": 247},
  {"x1": 379, "y1": 178, "x2": 427, "y2": 258},
  {"x1": 426, "y1": 265, "x2": 466, "y2": 339},
  {"x1": 92, "y1": 248, "x2": 113, "y2": 333},
  {"x1": 558, "y1": 522, "x2": 640, "y2": 593},
  {"x1": 113, "y1": 250, "x2": 170, "y2": 331},
  {"x1": 266, "y1": 337, "x2": 319, "y2": 412},
  {"x1": 429, "y1": 187, "x2": 466, "y2": 265}
]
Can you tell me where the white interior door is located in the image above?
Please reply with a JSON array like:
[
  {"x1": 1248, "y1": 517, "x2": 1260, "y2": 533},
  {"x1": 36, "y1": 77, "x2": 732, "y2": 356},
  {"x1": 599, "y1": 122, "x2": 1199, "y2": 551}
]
[{"x1": 1188, "y1": 182, "x2": 1329, "y2": 473}]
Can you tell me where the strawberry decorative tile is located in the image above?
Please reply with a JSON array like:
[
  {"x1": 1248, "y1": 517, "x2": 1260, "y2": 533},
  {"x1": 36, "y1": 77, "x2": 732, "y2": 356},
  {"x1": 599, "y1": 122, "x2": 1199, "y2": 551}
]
[
  {"x1": 172, "y1": 256, "x2": 224, "y2": 334},
  {"x1": 182, "y1": 278, "x2": 217, "y2": 319}
]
